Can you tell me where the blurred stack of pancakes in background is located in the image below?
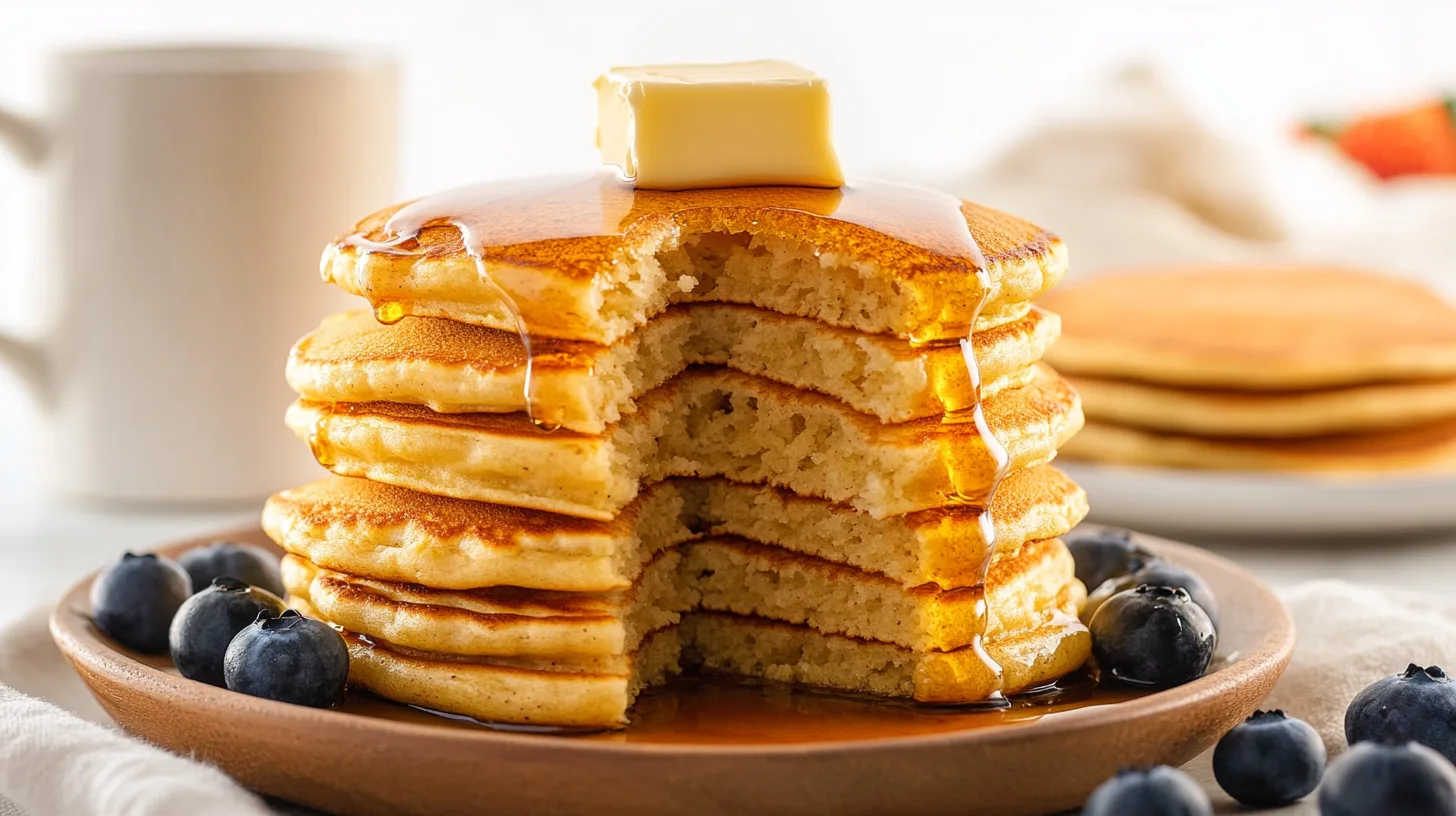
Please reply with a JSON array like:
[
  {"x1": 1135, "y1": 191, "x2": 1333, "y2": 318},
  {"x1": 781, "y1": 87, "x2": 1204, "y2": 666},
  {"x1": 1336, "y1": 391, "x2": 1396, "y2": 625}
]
[
  {"x1": 261, "y1": 175, "x2": 1093, "y2": 728},
  {"x1": 1044, "y1": 267, "x2": 1456, "y2": 475}
]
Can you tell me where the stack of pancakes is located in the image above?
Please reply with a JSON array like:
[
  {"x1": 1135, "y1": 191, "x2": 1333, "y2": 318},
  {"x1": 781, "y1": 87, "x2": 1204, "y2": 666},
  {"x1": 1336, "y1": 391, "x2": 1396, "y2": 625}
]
[
  {"x1": 264, "y1": 175, "x2": 1093, "y2": 727},
  {"x1": 1045, "y1": 267, "x2": 1456, "y2": 474}
]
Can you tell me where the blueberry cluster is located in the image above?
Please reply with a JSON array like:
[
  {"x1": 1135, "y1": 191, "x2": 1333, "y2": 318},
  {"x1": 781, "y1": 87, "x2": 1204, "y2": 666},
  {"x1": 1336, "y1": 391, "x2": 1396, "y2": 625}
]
[
  {"x1": 1073, "y1": 528, "x2": 1456, "y2": 815},
  {"x1": 89, "y1": 542, "x2": 348, "y2": 708},
  {"x1": 1067, "y1": 527, "x2": 1219, "y2": 690}
]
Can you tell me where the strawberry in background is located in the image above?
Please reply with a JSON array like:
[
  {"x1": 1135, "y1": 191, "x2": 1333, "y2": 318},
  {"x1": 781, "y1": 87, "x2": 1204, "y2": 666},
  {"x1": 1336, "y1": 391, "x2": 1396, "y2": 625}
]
[{"x1": 1303, "y1": 98, "x2": 1456, "y2": 180}]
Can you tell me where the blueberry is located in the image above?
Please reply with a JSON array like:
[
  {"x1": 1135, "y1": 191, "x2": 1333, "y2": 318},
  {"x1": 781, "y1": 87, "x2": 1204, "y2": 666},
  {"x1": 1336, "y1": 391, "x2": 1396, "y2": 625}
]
[
  {"x1": 224, "y1": 609, "x2": 349, "y2": 708},
  {"x1": 1319, "y1": 740, "x2": 1456, "y2": 816},
  {"x1": 169, "y1": 577, "x2": 286, "y2": 687},
  {"x1": 1065, "y1": 526, "x2": 1158, "y2": 591},
  {"x1": 1346, "y1": 664, "x2": 1456, "y2": 764},
  {"x1": 1089, "y1": 585, "x2": 1216, "y2": 689},
  {"x1": 1212, "y1": 709, "x2": 1325, "y2": 807},
  {"x1": 1082, "y1": 765, "x2": 1212, "y2": 816},
  {"x1": 90, "y1": 552, "x2": 192, "y2": 654},
  {"x1": 179, "y1": 541, "x2": 284, "y2": 597},
  {"x1": 1084, "y1": 561, "x2": 1220, "y2": 630}
]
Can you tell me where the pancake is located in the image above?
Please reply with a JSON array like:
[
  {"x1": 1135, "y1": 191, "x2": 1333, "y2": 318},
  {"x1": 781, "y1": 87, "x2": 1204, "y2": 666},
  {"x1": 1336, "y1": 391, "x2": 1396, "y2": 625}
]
[
  {"x1": 1064, "y1": 418, "x2": 1456, "y2": 474},
  {"x1": 262, "y1": 466, "x2": 1089, "y2": 592},
  {"x1": 300, "y1": 603, "x2": 683, "y2": 729},
  {"x1": 288, "y1": 537, "x2": 1088, "y2": 723},
  {"x1": 1042, "y1": 267, "x2": 1456, "y2": 390},
  {"x1": 284, "y1": 536, "x2": 1073, "y2": 661},
  {"x1": 688, "y1": 536, "x2": 1077, "y2": 651},
  {"x1": 264, "y1": 475, "x2": 685, "y2": 593},
  {"x1": 281, "y1": 549, "x2": 694, "y2": 659},
  {"x1": 321, "y1": 174, "x2": 1068, "y2": 344},
  {"x1": 1072, "y1": 373, "x2": 1456, "y2": 438},
  {"x1": 286, "y1": 365, "x2": 1083, "y2": 520},
  {"x1": 329, "y1": 607, "x2": 1086, "y2": 725},
  {"x1": 287, "y1": 304, "x2": 1058, "y2": 432},
  {"x1": 685, "y1": 597, "x2": 1088, "y2": 705}
]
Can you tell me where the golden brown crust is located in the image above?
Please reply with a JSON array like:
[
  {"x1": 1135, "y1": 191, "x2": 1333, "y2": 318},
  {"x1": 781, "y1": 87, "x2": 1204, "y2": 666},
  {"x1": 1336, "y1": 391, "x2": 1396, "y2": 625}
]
[
  {"x1": 265, "y1": 475, "x2": 616, "y2": 544},
  {"x1": 1043, "y1": 266, "x2": 1456, "y2": 389},
  {"x1": 1064, "y1": 417, "x2": 1456, "y2": 473},
  {"x1": 321, "y1": 175, "x2": 1068, "y2": 344},
  {"x1": 340, "y1": 177, "x2": 1059, "y2": 283}
]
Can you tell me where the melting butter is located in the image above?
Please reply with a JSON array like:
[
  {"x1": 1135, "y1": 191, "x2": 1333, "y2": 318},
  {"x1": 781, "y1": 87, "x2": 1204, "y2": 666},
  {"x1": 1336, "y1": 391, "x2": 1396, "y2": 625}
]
[{"x1": 594, "y1": 60, "x2": 844, "y2": 191}]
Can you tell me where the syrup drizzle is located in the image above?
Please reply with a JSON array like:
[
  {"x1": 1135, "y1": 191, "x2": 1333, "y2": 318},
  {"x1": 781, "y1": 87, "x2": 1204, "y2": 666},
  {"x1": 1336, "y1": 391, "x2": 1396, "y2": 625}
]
[
  {"x1": 307, "y1": 413, "x2": 335, "y2": 468},
  {"x1": 370, "y1": 672, "x2": 1145, "y2": 743},
  {"x1": 334, "y1": 174, "x2": 1010, "y2": 702},
  {"x1": 956, "y1": 268, "x2": 1014, "y2": 705},
  {"x1": 339, "y1": 177, "x2": 602, "y2": 430},
  {"x1": 334, "y1": 174, "x2": 994, "y2": 431}
]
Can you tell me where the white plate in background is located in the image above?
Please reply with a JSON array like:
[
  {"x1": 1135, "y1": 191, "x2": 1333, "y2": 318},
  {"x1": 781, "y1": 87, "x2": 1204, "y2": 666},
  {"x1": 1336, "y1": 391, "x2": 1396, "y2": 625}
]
[{"x1": 1063, "y1": 462, "x2": 1456, "y2": 537}]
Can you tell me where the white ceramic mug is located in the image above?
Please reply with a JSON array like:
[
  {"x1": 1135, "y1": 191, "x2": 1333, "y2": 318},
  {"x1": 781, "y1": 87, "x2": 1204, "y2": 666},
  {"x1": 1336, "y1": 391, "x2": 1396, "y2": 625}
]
[{"x1": 0, "y1": 45, "x2": 397, "y2": 504}]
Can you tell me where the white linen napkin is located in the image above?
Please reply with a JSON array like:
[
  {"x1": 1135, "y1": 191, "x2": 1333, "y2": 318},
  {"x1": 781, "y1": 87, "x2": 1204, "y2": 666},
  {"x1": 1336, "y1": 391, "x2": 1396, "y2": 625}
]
[
  {"x1": 952, "y1": 62, "x2": 1456, "y2": 299},
  {"x1": 1188, "y1": 580, "x2": 1456, "y2": 814},
  {"x1": 1, "y1": 582, "x2": 1454, "y2": 815},
  {"x1": 0, "y1": 609, "x2": 273, "y2": 816}
]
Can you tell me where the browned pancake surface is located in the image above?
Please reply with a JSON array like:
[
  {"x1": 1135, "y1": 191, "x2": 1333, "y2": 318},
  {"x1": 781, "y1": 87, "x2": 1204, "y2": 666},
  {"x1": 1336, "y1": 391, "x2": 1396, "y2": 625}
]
[
  {"x1": 340, "y1": 177, "x2": 1058, "y2": 282},
  {"x1": 1043, "y1": 267, "x2": 1456, "y2": 389}
]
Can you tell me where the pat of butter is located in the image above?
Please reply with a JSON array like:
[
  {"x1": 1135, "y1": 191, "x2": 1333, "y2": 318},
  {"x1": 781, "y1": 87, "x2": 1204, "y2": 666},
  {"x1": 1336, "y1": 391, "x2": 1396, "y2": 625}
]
[{"x1": 594, "y1": 60, "x2": 844, "y2": 191}]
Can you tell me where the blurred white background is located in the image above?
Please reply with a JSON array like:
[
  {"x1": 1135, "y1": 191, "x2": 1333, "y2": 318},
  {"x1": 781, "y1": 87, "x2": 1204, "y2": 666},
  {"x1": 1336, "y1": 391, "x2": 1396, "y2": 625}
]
[
  {"x1": 4, "y1": 0, "x2": 1455, "y2": 345},
  {"x1": 0, "y1": 0, "x2": 1454, "y2": 618}
]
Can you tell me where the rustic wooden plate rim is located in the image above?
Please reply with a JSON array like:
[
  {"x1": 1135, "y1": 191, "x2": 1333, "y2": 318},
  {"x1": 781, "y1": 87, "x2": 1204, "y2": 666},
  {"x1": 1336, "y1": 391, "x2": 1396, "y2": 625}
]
[{"x1": 50, "y1": 526, "x2": 1294, "y2": 757}]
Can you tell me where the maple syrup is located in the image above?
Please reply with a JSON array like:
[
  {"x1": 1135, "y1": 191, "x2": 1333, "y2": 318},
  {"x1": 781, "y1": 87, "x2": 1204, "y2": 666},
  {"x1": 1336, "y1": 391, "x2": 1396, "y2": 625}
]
[
  {"x1": 307, "y1": 413, "x2": 335, "y2": 468},
  {"x1": 335, "y1": 173, "x2": 993, "y2": 429},
  {"x1": 329, "y1": 672, "x2": 1148, "y2": 744},
  {"x1": 373, "y1": 300, "x2": 407, "y2": 325}
]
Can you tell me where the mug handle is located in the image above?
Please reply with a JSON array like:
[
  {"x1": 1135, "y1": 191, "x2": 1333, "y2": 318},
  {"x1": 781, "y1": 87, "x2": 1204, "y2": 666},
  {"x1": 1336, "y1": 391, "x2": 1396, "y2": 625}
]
[
  {"x1": 0, "y1": 105, "x2": 50, "y2": 404},
  {"x1": 0, "y1": 107, "x2": 47, "y2": 168}
]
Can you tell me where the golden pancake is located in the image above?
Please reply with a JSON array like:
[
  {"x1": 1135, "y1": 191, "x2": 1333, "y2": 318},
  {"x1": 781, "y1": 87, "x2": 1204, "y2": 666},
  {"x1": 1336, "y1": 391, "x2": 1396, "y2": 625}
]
[
  {"x1": 685, "y1": 595, "x2": 1088, "y2": 705},
  {"x1": 281, "y1": 549, "x2": 693, "y2": 659},
  {"x1": 688, "y1": 536, "x2": 1076, "y2": 651},
  {"x1": 1064, "y1": 418, "x2": 1456, "y2": 474},
  {"x1": 329, "y1": 607, "x2": 1087, "y2": 726},
  {"x1": 284, "y1": 536, "x2": 1073, "y2": 661},
  {"x1": 288, "y1": 304, "x2": 1057, "y2": 432},
  {"x1": 289, "y1": 536, "x2": 1087, "y2": 724},
  {"x1": 262, "y1": 466, "x2": 1089, "y2": 592},
  {"x1": 321, "y1": 174, "x2": 1068, "y2": 344},
  {"x1": 286, "y1": 365, "x2": 1083, "y2": 520},
  {"x1": 299, "y1": 601, "x2": 683, "y2": 729},
  {"x1": 1071, "y1": 373, "x2": 1456, "y2": 438},
  {"x1": 1042, "y1": 267, "x2": 1456, "y2": 390}
]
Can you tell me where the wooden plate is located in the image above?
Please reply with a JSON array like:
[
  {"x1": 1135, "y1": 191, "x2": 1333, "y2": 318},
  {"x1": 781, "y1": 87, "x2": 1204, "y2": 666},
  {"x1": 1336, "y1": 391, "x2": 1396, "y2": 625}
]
[{"x1": 51, "y1": 527, "x2": 1292, "y2": 816}]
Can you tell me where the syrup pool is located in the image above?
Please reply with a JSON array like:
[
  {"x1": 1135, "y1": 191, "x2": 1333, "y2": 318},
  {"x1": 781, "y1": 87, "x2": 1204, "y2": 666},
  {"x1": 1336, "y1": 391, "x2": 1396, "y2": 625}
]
[{"x1": 331, "y1": 673, "x2": 1149, "y2": 745}]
